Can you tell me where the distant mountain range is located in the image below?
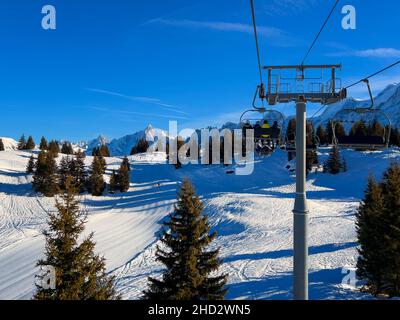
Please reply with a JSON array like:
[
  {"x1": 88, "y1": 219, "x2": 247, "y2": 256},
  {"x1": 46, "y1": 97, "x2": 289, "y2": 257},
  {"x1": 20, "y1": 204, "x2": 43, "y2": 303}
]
[
  {"x1": 83, "y1": 83, "x2": 400, "y2": 156},
  {"x1": 86, "y1": 124, "x2": 168, "y2": 156},
  {"x1": 313, "y1": 82, "x2": 400, "y2": 131},
  {"x1": 2, "y1": 83, "x2": 400, "y2": 156}
]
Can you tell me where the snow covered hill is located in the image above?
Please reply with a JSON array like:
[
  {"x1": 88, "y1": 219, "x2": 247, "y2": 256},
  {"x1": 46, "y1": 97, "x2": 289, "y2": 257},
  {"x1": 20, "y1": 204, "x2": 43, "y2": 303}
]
[
  {"x1": 2, "y1": 146, "x2": 400, "y2": 300},
  {"x1": 0, "y1": 137, "x2": 18, "y2": 151},
  {"x1": 313, "y1": 83, "x2": 400, "y2": 130}
]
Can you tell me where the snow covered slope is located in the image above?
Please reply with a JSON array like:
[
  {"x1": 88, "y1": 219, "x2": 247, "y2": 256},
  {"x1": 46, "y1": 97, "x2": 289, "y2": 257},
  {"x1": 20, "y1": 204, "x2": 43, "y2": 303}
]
[
  {"x1": 1, "y1": 147, "x2": 400, "y2": 300},
  {"x1": 0, "y1": 137, "x2": 18, "y2": 151}
]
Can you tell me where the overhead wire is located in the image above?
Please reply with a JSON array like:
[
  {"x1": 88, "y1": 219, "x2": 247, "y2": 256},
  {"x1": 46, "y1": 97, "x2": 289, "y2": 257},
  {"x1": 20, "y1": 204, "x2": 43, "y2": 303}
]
[
  {"x1": 345, "y1": 59, "x2": 400, "y2": 89},
  {"x1": 250, "y1": 0, "x2": 264, "y2": 86},
  {"x1": 301, "y1": 0, "x2": 340, "y2": 66}
]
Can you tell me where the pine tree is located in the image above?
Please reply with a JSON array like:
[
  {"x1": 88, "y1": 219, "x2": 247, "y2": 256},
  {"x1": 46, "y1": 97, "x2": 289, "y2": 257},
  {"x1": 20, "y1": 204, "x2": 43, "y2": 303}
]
[
  {"x1": 58, "y1": 156, "x2": 72, "y2": 191},
  {"x1": 61, "y1": 142, "x2": 74, "y2": 155},
  {"x1": 144, "y1": 179, "x2": 228, "y2": 300},
  {"x1": 0, "y1": 139, "x2": 5, "y2": 151},
  {"x1": 48, "y1": 140, "x2": 60, "y2": 157},
  {"x1": 118, "y1": 162, "x2": 130, "y2": 192},
  {"x1": 131, "y1": 138, "x2": 149, "y2": 155},
  {"x1": 34, "y1": 177, "x2": 119, "y2": 300},
  {"x1": 121, "y1": 156, "x2": 131, "y2": 171},
  {"x1": 379, "y1": 162, "x2": 400, "y2": 296},
  {"x1": 109, "y1": 170, "x2": 118, "y2": 193},
  {"x1": 389, "y1": 127, "x2": 399, "y2": 147},
  {"x1": 39, "y1": 136, "x2": 48, "y2": 151},
  {"x1": 89, "y1": 156, "x2": 105, "y2": 196},
  {"x1": 316, "y1": 125, "x2": 328, "y2": 145},
  {"x1": 327, "y1": 121, "x2": 345, "y2": 143},
  {"x1": 32, "y1": 151, "x2": 47, "y2": 192},
  {"x1": 18, "y1": 134, "x2": 26, "y2": 150},
  {"x1": 286, "y1": 119, "x2": 296, "y2": 142},
  {"x1": 306, "y1": 150, "x2": 318, "y2": 175},
  {"x1": 25, "y1": 136, "x2": 36, "y2": 150},
  {"x1": 98, "y1": 155, "x2": 107, "y2": 174},
  {"x1": 26, "y1": 154, "x2": 35, "y2": 174},
  {"x1": 33, "y1": 151, "x2": 59, "y2": 197},
  {"x1": 350, "y1": 120, "x2": 368, "y2": 137},
  {"x1": 324, "y1": 146, "x2": 345, "y2": 175},
  {"x1": 70, "y1": 150, "x2": 87, "y2": 193},
  {"x1": 356, "y1": 176, "x2": 387, "y2": 295},
  {"x1": 99, "y1": 145, "x2": 110, "y2": 157},
  {"x1": 42, "y1": 152, "x2": 59, "y2": 197},
  {"x1": 368, "y1": 120, "x2": 384, "y2": 137}
]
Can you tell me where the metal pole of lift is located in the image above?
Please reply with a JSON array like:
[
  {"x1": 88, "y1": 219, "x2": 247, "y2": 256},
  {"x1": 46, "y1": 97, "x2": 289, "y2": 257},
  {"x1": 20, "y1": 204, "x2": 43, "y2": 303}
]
[{"x1": 293, "y1": 96, "x2": 309, "y2": 300}]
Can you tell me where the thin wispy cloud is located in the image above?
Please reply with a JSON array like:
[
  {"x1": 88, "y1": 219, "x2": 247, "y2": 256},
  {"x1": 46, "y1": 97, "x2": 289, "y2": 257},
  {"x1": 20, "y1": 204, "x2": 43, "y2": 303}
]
[
  {"x1": 327, "y1": 48, "x2": 400, "y2": 59},
  {"x1": 88, "y1": 106, "x2": 190, "y2": 121},
  {"x1": 147, "y1": 18, "x2": 299, "y2": 47},
  {"x1": 85, "y1": 88, "x2": 188, "y2": 115}
]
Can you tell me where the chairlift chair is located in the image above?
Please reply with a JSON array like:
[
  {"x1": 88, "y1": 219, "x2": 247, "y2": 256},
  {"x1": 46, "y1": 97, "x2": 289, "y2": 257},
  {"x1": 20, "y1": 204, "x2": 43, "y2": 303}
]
[
  {"x1": 332, "y1": 79, "x2": 392, "y2": 150},
  {"x1": 240, "y1": 106, "x2": 285, "y2": 153}
]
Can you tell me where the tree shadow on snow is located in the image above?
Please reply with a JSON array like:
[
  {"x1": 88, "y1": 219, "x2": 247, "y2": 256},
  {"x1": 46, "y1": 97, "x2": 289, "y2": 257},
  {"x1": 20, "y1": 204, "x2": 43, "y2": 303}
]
[
  {"x1": 224, "y1": 242, "x2": 358, "y2": 263},
  {"x1": 226, "y1": 267, "x2": 367, "y2": 300}
]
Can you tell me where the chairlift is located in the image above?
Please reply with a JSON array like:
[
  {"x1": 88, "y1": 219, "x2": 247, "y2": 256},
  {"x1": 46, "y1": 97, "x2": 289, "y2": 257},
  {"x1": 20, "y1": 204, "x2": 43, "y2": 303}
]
[
  {"x1": 240, "y1": 107, "x2": 285, "y2": 153},
  {"x1": 240, "y1": 87, "x2": 285, "y2": 154},
  {"x1": 332, "y1": 79, "x2": 392, "y2": 150}
]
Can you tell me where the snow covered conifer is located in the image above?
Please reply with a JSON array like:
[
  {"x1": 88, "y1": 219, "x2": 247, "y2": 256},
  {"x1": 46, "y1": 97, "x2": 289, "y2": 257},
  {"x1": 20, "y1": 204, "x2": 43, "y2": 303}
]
[
  {"x1": 0, "y1": 139, "x2": 5, "y2": 151},
  {"x1": 34, "y1": 177, "x2": 119, "y2": 300},
  {"x1": 144, "y1": 179, "x2": 228, "y2": 300}
]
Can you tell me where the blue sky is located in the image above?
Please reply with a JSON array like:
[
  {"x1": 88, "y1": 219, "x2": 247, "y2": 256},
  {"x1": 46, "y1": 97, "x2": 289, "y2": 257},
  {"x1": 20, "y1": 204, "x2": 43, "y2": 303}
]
[{"x1": 0, "y1": 0, "x2": 399, "y2": 142}]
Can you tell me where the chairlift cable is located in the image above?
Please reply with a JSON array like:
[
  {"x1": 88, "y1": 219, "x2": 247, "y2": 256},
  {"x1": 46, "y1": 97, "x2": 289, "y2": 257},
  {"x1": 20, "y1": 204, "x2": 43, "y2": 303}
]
[
  {"x1": 301, "y1": 0, "x2": 340, "y2": 66},
  {"x1": 345, "y1": 59, "x2": 400, "y2": 89},
  {"x1": 250, "y1": 0, "x2": 264, "y2": 86}
]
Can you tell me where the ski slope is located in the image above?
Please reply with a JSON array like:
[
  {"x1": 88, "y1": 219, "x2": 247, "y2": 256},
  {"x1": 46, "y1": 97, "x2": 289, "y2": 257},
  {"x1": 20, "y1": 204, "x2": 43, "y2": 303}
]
[{"x1": 1, "y1": 147, "x2": 399, "y2": 300}]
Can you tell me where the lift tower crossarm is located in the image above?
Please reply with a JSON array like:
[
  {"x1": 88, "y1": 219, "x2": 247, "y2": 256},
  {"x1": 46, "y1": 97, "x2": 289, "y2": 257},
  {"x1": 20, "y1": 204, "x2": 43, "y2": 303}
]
[{"x1": 263, "y1": 64, "x2": 341, "y2": 70}]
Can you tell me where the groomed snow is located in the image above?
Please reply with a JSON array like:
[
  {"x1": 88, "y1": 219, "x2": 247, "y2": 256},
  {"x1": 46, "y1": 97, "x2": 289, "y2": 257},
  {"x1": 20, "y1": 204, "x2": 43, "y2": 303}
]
[{"x1": 1, "y1": 147, "x2": 400, "y2": 300}]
